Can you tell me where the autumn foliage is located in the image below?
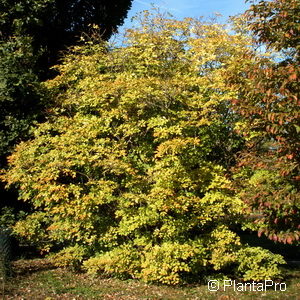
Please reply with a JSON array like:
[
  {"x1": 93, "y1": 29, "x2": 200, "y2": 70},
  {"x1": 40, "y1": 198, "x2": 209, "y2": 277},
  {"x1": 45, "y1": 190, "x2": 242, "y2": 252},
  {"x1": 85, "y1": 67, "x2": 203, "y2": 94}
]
[
  {"x1": 1, "y1": 11, "x2": 287, "y2": 283},
  {"x1": 226, "y1": 0, "x2": 300, "y2": 244}
]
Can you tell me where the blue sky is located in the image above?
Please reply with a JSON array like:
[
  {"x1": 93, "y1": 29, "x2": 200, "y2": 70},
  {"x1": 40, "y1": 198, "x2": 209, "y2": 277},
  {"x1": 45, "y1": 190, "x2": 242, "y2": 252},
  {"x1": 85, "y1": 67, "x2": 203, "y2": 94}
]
[{"x1": 119, "y1": 0, "x2": 250, "y2": 31}]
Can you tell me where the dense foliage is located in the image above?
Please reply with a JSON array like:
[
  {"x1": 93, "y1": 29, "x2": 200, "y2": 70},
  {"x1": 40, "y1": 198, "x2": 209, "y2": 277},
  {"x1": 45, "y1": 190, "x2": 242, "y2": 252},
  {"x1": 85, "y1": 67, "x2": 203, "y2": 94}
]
[
  {"x1": 0, "y1": 0, "x2": 133, "y2": 213},
  {"x1": 0, "y1": 36, "x2": 44, "y2": 166},
  {"x1": 2, "y1": 12, "x2": 286, "y2": 284},
  {"x1": 0, "y1": 0, "x2": 133, "y2": 74},
  {"x1": 227, "y1": 0, "x2": 300, "y2": 244}
]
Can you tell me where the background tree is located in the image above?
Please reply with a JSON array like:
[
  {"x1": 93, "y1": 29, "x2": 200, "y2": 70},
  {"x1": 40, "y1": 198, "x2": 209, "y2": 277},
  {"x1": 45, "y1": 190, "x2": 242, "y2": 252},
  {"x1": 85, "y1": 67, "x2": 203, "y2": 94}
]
[
  {"x1": 227, "y1": 0, "x2": 300, "y2": 244},
  {"x1": 0, "y1": 0, "x2": 133, "y2": 76}
]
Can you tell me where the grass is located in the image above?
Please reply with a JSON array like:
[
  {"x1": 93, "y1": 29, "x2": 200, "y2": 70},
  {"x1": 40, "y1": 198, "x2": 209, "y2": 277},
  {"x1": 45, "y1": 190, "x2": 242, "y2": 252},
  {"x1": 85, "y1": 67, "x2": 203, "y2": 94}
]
[{"x1": 0, "y1": 258, "x2": 299, "y2": 299}]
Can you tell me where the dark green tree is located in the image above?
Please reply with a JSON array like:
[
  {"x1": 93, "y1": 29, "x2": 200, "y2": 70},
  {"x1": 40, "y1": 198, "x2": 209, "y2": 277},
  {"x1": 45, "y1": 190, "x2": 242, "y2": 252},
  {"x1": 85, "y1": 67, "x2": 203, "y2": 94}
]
[{"x1": 1, "y1": 0, "x2": 133, "y2": 74}]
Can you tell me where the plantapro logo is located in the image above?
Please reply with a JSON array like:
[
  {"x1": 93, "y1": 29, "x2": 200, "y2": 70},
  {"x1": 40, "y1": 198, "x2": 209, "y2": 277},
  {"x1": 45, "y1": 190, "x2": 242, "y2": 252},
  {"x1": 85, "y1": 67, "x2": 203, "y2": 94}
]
[{"x1": 208, "y1": 279, "x2": 286, "y2": 292}]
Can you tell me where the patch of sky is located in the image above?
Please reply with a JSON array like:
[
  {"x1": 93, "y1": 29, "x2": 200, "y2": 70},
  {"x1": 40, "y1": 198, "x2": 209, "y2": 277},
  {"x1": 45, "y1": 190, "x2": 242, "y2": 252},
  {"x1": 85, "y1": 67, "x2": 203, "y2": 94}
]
[{"x1": 110, "y1": 0, "x2": 250, "y2": 45}]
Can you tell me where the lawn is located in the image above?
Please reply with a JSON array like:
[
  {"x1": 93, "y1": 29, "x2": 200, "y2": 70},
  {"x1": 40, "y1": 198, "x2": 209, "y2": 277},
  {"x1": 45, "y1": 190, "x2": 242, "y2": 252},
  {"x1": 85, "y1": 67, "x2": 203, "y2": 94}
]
[{"x1": 1, "y1": 258, "x2": 299, "y2": 299}]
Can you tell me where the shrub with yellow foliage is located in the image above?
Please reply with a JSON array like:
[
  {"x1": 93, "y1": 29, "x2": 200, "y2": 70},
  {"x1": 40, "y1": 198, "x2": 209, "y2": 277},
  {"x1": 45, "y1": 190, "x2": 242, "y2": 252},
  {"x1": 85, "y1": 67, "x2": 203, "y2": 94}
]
[{"x1": 2, "y1": 11, "x2": 285, "y2": 284}]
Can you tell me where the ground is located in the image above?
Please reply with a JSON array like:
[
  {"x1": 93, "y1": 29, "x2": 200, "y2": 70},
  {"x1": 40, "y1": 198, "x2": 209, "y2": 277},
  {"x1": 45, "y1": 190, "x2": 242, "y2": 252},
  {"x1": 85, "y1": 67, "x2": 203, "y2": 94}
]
[{"x1": 1, "y1": 258, "x2": 299, "y2": 299}]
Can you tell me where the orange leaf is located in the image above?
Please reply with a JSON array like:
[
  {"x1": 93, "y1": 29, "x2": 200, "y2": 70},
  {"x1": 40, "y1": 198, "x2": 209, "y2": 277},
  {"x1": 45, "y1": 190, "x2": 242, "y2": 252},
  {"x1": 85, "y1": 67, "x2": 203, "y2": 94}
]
[{"x1": 289, "y1": 73, "x2": 297, "y2": 81}]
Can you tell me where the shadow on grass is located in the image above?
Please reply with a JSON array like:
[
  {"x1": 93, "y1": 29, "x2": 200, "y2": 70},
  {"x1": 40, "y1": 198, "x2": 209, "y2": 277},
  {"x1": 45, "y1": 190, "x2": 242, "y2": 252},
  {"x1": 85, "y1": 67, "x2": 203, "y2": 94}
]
[{"x1": 12, "y1": 258, "x2": 57, "y2": 276}]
